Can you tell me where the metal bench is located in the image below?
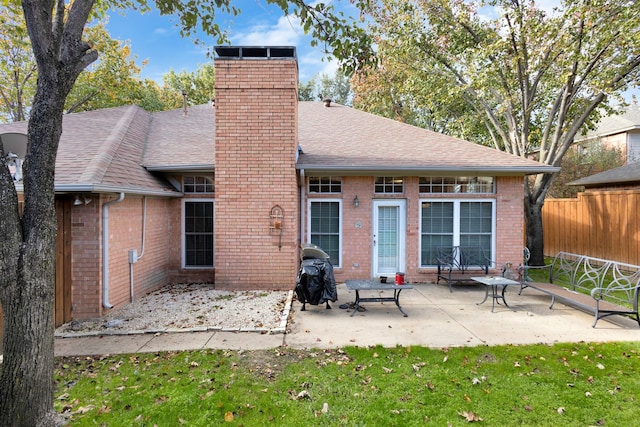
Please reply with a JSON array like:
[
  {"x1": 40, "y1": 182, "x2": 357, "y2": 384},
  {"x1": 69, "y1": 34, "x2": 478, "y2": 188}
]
[
  {"x1": 519, "y1": 251, "x2": 640, "y2": 328},
  {"x1": 436, "y1": 246, "x2": 490, "y2": 292}
]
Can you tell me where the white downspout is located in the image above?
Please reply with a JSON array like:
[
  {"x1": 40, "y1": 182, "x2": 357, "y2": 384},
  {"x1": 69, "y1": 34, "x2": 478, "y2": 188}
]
[
  {"x1": 102, "y1": 192, "x2": 125, "y2": 309},
  {"x1": 300, "y1": 169, "x2": 306, "y2": 244},
  {"x1": 129, "y1": 196, "x2": 147, "y2": 302}
]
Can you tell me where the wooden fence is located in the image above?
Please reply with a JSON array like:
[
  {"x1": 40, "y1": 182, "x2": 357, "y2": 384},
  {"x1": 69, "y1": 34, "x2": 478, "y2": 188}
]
[{"x1": 542, "y1": 189, "x2": 640, "y2": 265}]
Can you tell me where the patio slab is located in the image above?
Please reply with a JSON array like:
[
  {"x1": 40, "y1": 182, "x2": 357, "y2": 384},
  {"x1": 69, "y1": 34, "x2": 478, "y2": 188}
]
[{"x1": 54, "y1": 282, "x2": 639, "y2": 357}]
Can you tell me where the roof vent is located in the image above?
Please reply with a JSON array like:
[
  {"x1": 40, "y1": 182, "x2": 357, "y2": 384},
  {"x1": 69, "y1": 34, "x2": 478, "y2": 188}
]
[
  {"x1": 323, "y1": 99, "x2": 332, "y2": 107},
  {"x1": 214, "y1": 46, "x2": 296, "y2": 60}
]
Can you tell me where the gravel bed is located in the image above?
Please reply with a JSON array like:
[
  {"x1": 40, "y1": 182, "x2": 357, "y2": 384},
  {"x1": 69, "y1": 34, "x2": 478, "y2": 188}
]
[{"x1": 55, "y1": 283, "x2": 290, "y2": 336}]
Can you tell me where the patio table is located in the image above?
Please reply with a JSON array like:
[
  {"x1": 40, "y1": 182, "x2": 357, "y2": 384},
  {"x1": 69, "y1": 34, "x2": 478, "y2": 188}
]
[
  {"x1": 472, "y1": 276, "x2": 521, "y2": 312},
  {"x1": 345, "y1": 280, "x2": 413, "y2": 317}
]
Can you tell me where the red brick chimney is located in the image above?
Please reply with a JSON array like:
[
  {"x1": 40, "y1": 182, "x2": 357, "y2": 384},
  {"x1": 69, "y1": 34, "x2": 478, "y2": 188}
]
[{"x1": 213, "y1": 46, "x2": 300, "y2": 290}]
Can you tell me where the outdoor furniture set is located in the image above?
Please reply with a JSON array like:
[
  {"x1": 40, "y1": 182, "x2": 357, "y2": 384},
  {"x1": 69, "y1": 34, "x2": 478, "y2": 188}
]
[{"x1": 297, "y1": 243, "x2": 640, "y2": 328}]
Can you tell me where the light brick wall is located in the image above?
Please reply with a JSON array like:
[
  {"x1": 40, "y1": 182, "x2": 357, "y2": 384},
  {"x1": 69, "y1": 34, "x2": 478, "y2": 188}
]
[
  {"x1": 494, "y1": 176, "x2": 526, "y2": 266},
  {"x1": 70, "y1": 195, "x2": 175, "y2": 319},
  {"x1": 305, "y1": 175, "x2": 525, "y2": 284},
  {"x1": 214, "y1": 57, "x2": 300, "y2": 290},
  {"x1": 70, "y1": 199, "x2": 101, "y2": 319}
]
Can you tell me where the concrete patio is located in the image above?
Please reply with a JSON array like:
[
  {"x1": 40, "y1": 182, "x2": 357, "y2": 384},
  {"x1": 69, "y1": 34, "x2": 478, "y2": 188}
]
[{"x1": 54, "y1": 282, "x2": 640, "y2": 357}]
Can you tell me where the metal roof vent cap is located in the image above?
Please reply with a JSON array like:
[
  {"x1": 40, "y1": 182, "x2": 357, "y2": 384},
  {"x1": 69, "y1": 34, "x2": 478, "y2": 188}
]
[{"x1": 323, "y1": 98, "x2": 332, "y2": 107}]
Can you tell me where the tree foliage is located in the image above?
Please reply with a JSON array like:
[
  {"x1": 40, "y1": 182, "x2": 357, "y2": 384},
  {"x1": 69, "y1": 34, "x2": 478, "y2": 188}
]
[
  {"x1": 163, "y1": 63, "x2": 215, "y2": 107},
  {"x1": 299, "y1": 69, "x2": 353, "y2": 105},
  {"x1": 354, "y1": 0, "x2": 640, "y2": 263},
  {"x1": 0, "y1": 7, "x2": 159, "y2": 121},
  {"x1": 547, "y1": 140, "x2": 625, "y2": 198},
  {"x1": 0, "y1": 3, "x2": 37, "y2": 122},
  {"x1": 65, "y1": 22, "x2": 153, "y2": 113}
]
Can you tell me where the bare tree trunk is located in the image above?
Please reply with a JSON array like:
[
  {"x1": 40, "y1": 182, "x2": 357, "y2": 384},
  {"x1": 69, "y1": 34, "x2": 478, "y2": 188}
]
[
  {"x1": 0, "y1": 80, "x2": 65, "y2": 427},
  {"x1": 525, "y1": 195, "x2": 546, "y2": 266}
]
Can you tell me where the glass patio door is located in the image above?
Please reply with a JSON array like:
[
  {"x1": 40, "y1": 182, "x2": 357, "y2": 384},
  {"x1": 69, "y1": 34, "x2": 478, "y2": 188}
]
[{"x1": 372, "y1": 200, "x2": 406, "y2": 277}]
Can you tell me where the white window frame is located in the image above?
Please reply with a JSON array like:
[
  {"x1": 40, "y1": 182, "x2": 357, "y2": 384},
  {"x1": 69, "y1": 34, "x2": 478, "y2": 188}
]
[
  {"x1": 182, "y1": 175, "x2": 215, "y2": 193},
  {"x1": 307, "y1": 198, "x2": 343, "y2": 268},
  {"x1": 375, "y1": 176, "x2": 404, "y2": 194},
  {"x1": 308, "y1": 176, "x2": 343, "y2": 194},
  {"x1": 418, "y1": 198, "x2": 496, "y2": 268},
  {"x1": 182, "y1": 198, "x2": 215, "y2": 269}
]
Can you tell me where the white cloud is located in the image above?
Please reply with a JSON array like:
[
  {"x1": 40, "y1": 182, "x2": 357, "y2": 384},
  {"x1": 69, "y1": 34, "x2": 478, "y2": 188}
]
[
  {"x1": 231, "y1": 14, "x2": 304, "y2": 46},
  {"x1": 153, "y1": 27, "x2": 169, "y2": 36},
  {"x1": 299, "y1": 50, "x2": 340, "y2": 82}
]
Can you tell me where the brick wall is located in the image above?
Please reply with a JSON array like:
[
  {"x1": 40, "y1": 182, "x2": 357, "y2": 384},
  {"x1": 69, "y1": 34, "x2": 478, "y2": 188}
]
[
  {"x1": 214, "y1": 54, "x2": 300, "y2": 290},
  {"x1": 494, "y1": 176, "x2": 526, "y2": 266},
  {"x1": 70, "y1": 195, "x2": 175, "y2": 319},
  {"x1": 305, "y1": 175, "x2": 525, "y2": 284},
  {"x1": 70, "y1": 198, "x2": 102, "y2": 319}
]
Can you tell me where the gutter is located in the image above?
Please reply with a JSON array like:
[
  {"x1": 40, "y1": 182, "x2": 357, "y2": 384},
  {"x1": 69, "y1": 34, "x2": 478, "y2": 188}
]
[
  {"x1": 102, "y1": 192, "x2": 125, "y2": 309},
  {"x1": 299, "y1": 169, "x2": 306, "y2": 244},
  {"x1": 295, "y1": 165, "x2": 560, "y2": 176}
]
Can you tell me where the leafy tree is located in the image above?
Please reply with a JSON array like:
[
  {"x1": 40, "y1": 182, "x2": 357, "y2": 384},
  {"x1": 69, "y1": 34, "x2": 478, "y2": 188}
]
[
  {"x1": 0, "y1": 8, "x2": 154, "y2": 121},
  {"x1": 65, "y1": 22, "x2": 150, "y2": 113},
  {"x1": 0, "y1": 1, "x2": 371, "y2": 425},
  {"x1": 547, "y1": 140, "x2": 625, "y2": 198},
  {"x1": 163, "y1": 63, "x2": 215, "y2": 106},
  {"x1": 0, "y1": 3, "x2": 37, "y2": 122},
  {"x1": 355, "y1": 0, "x2": 640, "y2": 264},
  {"x1": 298, "y1": 70, "x2": 353, "y2": 105}
]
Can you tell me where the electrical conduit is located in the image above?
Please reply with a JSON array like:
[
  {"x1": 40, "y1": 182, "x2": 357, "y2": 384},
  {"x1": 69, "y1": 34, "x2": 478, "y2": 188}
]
[
  {"x1": 102, "y1": 192, "x2": 125, "y2": 309},
  {"x1": 129, "y1": 196, "x2": 147, "y2": 302}
]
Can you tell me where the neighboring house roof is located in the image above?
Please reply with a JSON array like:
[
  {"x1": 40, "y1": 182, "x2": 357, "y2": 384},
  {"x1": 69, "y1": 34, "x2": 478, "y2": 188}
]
[
  {"x1": 2, "y1": 101, "x2": 556, "y2": 196},
  {"x1": 297, "y1": 102, "x2": 557, "y2": 175},
  {"x1": 578, "y1": 104, "x2": 640, "y2": 140},
  {"x1": 569, "y1": 161, "x2": 640, "y2": 187}
]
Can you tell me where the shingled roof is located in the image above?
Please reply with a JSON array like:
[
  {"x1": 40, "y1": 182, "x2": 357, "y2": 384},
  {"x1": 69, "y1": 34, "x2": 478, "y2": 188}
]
[
  {"x1": 569, "y1": 161, "x2": 640, "y2": 187},
  {"x1": 297, "y1": 102, "x2": 556, "y2": 175},
  {"x1": 1, "y1": 101, "x2": 556, "y2": 196},
  {"x1": 577, "y1": 104, "x2": 640, "y2": 140}
]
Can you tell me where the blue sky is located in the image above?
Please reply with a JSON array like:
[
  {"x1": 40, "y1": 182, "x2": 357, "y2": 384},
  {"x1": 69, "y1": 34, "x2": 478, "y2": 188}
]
[{"x1": 105, "y1": 1, "x2": 352, "y2": 84}]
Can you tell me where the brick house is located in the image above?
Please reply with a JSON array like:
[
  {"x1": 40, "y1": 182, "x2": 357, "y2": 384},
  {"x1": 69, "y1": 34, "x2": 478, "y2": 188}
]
[
  {"x1": 0, "y1": 46, "x2": 555, "y2": 324},
  {"x1": 574, "y1": 103, "x2": 640, "y2": 164}
]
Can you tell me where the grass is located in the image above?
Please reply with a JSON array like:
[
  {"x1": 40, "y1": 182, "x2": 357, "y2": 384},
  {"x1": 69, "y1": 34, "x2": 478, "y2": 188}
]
[{"x1": 54, "y1": 342, "x2": 640, "y2": 426}]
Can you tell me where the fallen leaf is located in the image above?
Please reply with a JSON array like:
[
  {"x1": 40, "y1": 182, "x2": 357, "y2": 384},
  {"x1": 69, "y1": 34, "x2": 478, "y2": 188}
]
[
  {"x1": 224, "y1": 411, "x2": 234, "y2": 422},
  {"x1": 458, "y1": 411, "x2": 482, "y2": 422},
  {"x1": 74, "y1": 405, "x2": 95, "y2": 414},
  {"x1": 295, "y1": 390, "x2": 311, "y2": 400}
]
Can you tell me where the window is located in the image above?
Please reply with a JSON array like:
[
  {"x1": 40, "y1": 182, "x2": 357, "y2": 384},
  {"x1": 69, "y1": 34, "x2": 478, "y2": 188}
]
[
  {"x1": 419, "y1": 177, "x2": 495, "y2": 194},
  {"x1": 309, "y1": 200, "x2": 341, "y2": 267},
  {"x1": 375, "y1": 176, "x2": 404, "y2": 193},
  {"x1": 183, "y1": 176, "x2": 214, "y2": 193},
  {"x1": 420, "y1": 200, "x2": 494, "y2": 267},
  {"x1": 309, "y1": 176, "x2": 342, "y2": 193},
  {"x1": 183, "y1": 200, "x2": 214, "y2": 268}
]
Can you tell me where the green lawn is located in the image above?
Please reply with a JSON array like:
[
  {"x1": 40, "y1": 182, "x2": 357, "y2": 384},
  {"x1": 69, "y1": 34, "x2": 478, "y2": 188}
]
[{"x1": 55, "y1": 342, "x2": 640, "y2": 426}]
